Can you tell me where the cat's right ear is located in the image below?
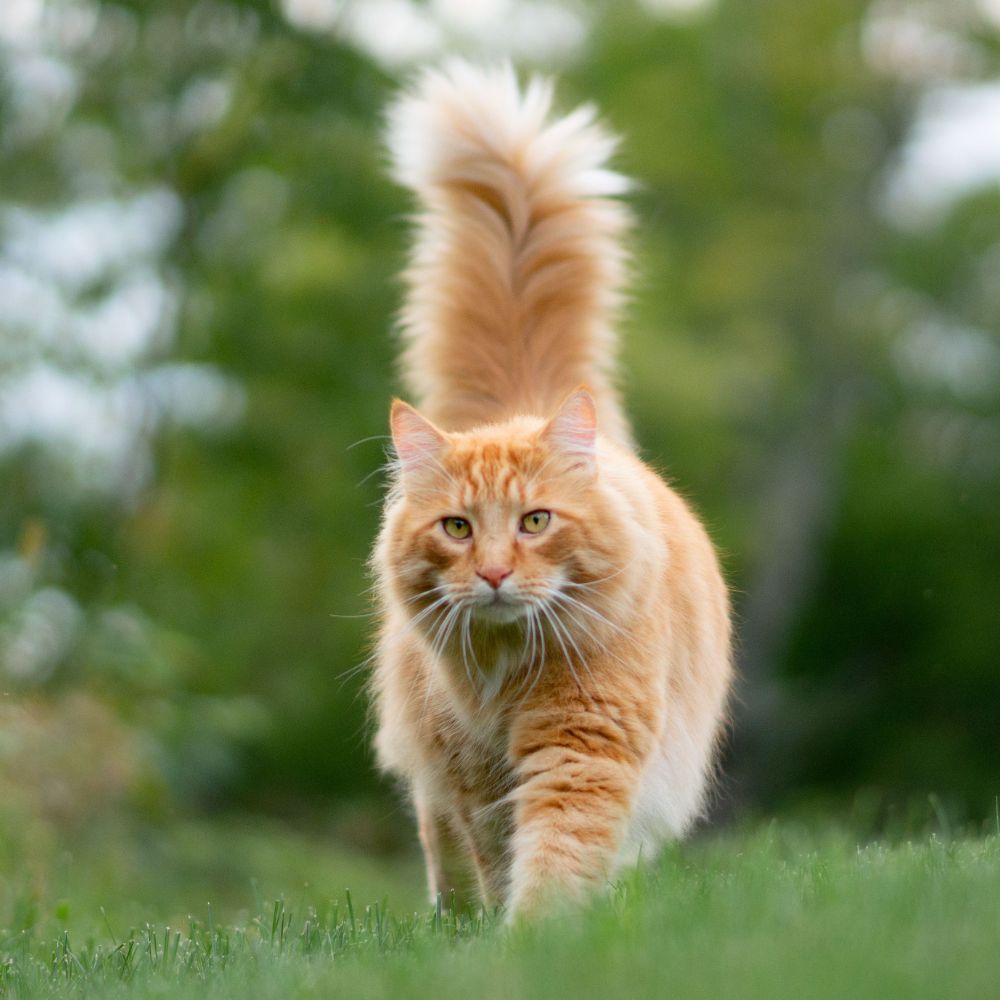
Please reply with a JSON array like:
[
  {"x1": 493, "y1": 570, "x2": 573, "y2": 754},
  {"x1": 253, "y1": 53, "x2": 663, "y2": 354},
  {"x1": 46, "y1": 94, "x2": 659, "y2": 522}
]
[{"x1": 390, "y1": 400, "x2": 447, "y2": 485}]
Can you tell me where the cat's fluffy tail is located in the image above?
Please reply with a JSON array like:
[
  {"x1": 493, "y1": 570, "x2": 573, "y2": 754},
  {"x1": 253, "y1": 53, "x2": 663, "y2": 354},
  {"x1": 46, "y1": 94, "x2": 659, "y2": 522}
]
[{"x1": 387, "y1": 61, "x2": 632, "y2": 445}]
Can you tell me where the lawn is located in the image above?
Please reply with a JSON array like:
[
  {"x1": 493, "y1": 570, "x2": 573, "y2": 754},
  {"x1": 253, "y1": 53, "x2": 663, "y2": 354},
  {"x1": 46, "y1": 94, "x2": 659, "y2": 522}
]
[{"x1": 1, "y1": 820, "x2": 997, "y2": 999}]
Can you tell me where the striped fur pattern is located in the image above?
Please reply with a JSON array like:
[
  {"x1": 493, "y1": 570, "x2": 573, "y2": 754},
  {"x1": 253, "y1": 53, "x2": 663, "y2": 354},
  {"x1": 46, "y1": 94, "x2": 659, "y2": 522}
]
[{"x1": 371, "y1": 63, "x2": 732, "y2": 919}]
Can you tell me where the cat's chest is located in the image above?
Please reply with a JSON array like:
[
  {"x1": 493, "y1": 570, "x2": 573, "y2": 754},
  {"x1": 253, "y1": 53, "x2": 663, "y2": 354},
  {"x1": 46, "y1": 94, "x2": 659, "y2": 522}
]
[
  {"x1": 427, "y1": 639, "x2": 533, "y2": 799},
  {"x1": 433, "y1": 693, "x2": 516, "y2": 800}
]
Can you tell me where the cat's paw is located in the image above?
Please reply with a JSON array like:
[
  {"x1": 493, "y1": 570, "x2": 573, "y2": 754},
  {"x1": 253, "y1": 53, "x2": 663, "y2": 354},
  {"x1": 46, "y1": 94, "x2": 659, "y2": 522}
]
[{"x1": 504, "y1": 873, "x2": 587, "y2": 925}]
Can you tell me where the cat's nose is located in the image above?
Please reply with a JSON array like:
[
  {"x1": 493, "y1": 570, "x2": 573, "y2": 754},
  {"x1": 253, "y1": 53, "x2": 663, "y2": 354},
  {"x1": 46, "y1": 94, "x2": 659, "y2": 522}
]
[{"x1": 477, "y1": 566, "x2": 512, "y2": 590}]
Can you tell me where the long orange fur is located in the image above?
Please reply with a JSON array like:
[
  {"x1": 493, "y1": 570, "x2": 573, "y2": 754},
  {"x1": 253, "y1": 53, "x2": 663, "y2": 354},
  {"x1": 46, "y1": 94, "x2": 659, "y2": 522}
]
[{"x1": 371, "y1": 62, "x2": 732, "y2": 919}]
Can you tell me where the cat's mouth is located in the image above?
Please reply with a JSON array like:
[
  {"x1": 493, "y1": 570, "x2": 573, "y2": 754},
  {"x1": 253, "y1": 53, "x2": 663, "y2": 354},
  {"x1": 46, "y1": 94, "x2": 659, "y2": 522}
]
[{"x1": 472, "y1": 592, "x2": 528, "y2": 625}]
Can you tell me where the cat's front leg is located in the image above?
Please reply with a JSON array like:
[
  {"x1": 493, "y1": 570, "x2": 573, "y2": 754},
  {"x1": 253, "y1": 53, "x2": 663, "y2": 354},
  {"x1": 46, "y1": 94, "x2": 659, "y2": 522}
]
[
  {"x1": 505, "y1": 703, "x2": 651, "y2": 919},
  {"x1": 414, "y1": 796, "x2": 479, "y2": 909}
]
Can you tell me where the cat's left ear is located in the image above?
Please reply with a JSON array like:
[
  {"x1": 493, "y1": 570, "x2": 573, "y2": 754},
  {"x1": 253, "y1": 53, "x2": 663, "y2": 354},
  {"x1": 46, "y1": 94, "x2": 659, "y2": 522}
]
[
  {"x1": 390, "y1": 400, "x2": 448, "y2": 485},
  {"x1": 541, "y1": 388, "x2": 597, "y2": 475}
]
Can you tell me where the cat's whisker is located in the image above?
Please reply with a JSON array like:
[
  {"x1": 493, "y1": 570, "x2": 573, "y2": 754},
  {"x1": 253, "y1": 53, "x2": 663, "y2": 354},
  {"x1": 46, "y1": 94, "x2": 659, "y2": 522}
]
[
  {"x1": 537, "y1": 607, "x2": 547, "y2": 670},
  {"x1": 538, "y1": 602, "x2": 589, "y2": 698},
  {"x1": 548, "y1": 596, "x2": 630, "y2": 674},
  {"x1": 462, "y1": 607, "x2": 494, "y2": 694},
  {"x1": 511, "y1": 607, "x2": 538, "y2": 699},
  {"x1": 405, "y1": 582, "x2": 447, "y2": 600},
  {"x1": 519, "y1": 606, "x2": 535, "y2": 673},
  {"x1": 357, "y1": 459, "x2": 396, "y2": 489},
  {"x1": 550, "y1": 590, "x2": 629, "y2": 640},
  {"x1": 412, "y1": 598, "x2": 456, "y2": 661},
  {"x1": 553, "y1": 611, "x2": 597, "y2": 684},
  {"x1": 347, "y1": 433, "x2": 393, "y2": 451},
  {"x1": 469, "y1": 791, "x2": 514, "y2": 824},
  {"x1": 406, "y1": 594, "x2": 454, "y2": 631},
  {"x1": 418, "y1": 600, "x2": 465, "y2": 724},
  {"x1": 548, "y1": 597, "x2": 602, "y2": 649},
  {"x1": 542, "y1": 601, "x2": 608, "y2": 711},
  {"x1": 560, "y1": 565, "x2": 628, "y2": 592},
  {"x1": 406, "y1": 601, "x2": 451, "y2": 707},
  {"x1": 467, "y1": 614, "x2": 487, "y2": 680},
  {"x1": 403, "y1": 584, "x2": 452, "y2": 610},
  {"x1": 334, "y1": 651, "x2": 378, "y2": 689},
  {"x1": 460, "y1": 609, "x2": 481, "y2": 692},
  {"x1": 358, "y1": 584, "x2": 450, "y2": 631},
  {"x1": 372, "y1": 595, "x2": 455, "y2": 699},
  {"x1": 335, "y1": 592, "x2": 452, "y2": 691},
  {"x1": 516, "y1": 607, "x2": 548, "y2": 707},
  {"x1": 555, "y1": 581, "x2": 633, "y2": 627},
  {"x1": 430, "y1": 603, "x2": 463, "y2": 664}
]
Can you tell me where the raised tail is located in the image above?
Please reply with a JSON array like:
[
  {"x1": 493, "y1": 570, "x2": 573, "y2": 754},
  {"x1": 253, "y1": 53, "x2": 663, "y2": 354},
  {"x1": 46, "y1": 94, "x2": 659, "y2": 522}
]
[{"x1": 386, "y1": 61, "x2": 633, "y2": 446}]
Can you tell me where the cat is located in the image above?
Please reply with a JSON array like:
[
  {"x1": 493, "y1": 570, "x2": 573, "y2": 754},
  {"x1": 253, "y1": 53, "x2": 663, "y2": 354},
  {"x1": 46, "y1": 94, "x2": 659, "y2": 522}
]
[{"x1": 371, "y1": 61, "x2": 732, "y2": 919}]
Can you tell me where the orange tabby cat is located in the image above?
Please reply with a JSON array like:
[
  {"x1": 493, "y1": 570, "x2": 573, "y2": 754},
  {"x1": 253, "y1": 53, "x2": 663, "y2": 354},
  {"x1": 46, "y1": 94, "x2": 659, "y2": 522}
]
[{"x1": 371, "y1": 62, "x2": 732, "y2": 919}]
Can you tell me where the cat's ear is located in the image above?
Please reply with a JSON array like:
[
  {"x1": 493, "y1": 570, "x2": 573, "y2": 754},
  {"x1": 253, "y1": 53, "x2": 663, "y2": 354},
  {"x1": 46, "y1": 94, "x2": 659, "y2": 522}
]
[
  {"x1": 541, "y1": 388, "x2": 597, "y2": 475},
  {"x1": 390, "y1": 400, "x2": 447, "y2": 484}
]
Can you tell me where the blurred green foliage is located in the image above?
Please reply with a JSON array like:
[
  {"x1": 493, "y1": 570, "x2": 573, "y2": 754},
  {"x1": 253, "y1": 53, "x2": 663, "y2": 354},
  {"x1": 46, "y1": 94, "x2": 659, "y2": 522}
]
[{"x1": 1, "y1": 0, "x2": 998, "y2": 835}]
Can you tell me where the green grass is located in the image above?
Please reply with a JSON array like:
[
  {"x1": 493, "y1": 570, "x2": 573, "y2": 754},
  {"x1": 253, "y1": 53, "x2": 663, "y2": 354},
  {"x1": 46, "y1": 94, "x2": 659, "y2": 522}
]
[{"x1": 2, "y1": 823, "x2": 998, "y2": 999}]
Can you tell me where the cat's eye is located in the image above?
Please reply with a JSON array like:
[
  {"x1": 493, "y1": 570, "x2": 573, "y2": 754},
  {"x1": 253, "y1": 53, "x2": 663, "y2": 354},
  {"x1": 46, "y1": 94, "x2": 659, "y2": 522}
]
[
  {"x1": 442, "y1": 517, "x2": 471, "y2": 540},
  {"x1": 520, "y1": 510, "x2": 550, "y2": 535}
]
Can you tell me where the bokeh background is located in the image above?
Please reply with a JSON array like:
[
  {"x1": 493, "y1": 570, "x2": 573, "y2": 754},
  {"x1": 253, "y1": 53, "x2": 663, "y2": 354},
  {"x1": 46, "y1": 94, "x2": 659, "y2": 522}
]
[{"x1": 2, "y1": 0, "x2": 999, "y2": 919}]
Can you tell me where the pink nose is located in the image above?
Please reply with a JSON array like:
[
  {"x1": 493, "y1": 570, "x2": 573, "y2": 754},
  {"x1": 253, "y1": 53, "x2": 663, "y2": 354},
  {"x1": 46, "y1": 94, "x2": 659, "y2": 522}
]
[{"x1": 477, "y1": 566, "x2": 512, "y2": 590}]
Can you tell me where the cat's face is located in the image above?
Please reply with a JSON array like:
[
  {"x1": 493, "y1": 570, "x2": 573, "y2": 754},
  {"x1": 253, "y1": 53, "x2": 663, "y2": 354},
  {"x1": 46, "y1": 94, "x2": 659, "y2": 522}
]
[{"x1": 384, "y1": 392, "x2": 619, "y2": 629}]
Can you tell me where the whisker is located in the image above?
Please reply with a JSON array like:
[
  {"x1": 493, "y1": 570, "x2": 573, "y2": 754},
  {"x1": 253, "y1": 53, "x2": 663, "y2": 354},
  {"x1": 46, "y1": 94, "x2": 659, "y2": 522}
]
[
  {"x1": 334, "y1": 652, "x2": 377, "y2": 688},
  {"x1": 538, "y1": 603, "x2": 587, "y2": 697},
  {"x1": 519, "y1": 607, "x2": 534, "y2": 674},
  {"x1": 357, "y1": 461, "x2": 395, "y2": 489},
  {"x1": 466, "y1": 613, "x2": 487, "y2": 681},
  {"x1": 550, "y1": 590, "x2": 629, "y2": 639},
  {"x1": 553, "y1": 609, "x2": 597, "y2": 683},
  {"x1": 328, "y1": 610, "x2": 380, "y2": 620},
  {"x1": 549, "y1": 596, "x2": 629, "y2": 673},
  {"x1": 403, "y1": 584, "x2": 450, "y2": 607},
  {"x1": 396, "y1": 595, "x2": 453, "y2": 636},
  {"x1": 347, "y1": 434, "x2": 392, "y2": 451},
  {"x1": 429, "y1": 602, "x2": 462, "y2": 663},
  {"x1": 459, "y1": 609, "x2": 478, "y2": 690},
  {"x1": 560, "y1": 566, "x2": 628, "y2": 591},
  {"x1": 418, "y1": 601, "x2": 462, "y2": 723},
  {"x1": 334, "y1": 591, "x2": 450, "y2": 695},
  {"x1": 517, "y1": 607, "x2": 547, "y2": 707},
  {"x1": 511, "y1": 609, "x2": 537, "y2": 699}
]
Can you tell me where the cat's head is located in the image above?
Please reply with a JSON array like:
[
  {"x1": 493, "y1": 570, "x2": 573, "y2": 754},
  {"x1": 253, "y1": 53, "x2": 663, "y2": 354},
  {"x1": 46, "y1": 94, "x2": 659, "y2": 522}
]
[{"x1": 381, "y1": 390, "x2": 621, "y2": 628}]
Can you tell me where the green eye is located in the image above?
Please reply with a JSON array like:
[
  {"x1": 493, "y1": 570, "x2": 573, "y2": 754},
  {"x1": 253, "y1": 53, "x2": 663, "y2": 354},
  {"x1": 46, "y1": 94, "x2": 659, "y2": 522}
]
[
  {"x1": 442, "y1": 517, "x2": 471, "y2": 540},
  {"x1": 520, "y1": 510, "x2": 550, "y2": 535}
]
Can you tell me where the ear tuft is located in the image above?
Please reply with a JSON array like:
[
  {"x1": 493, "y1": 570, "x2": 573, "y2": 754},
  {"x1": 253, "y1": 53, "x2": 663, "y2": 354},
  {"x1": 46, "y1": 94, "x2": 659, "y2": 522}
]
[
  {"x1": 542, "y1": 388, "x2": 597, "y2": 472},
  {"x1": 390, "y1": 400, "x2": 447, "y2": 479}
]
